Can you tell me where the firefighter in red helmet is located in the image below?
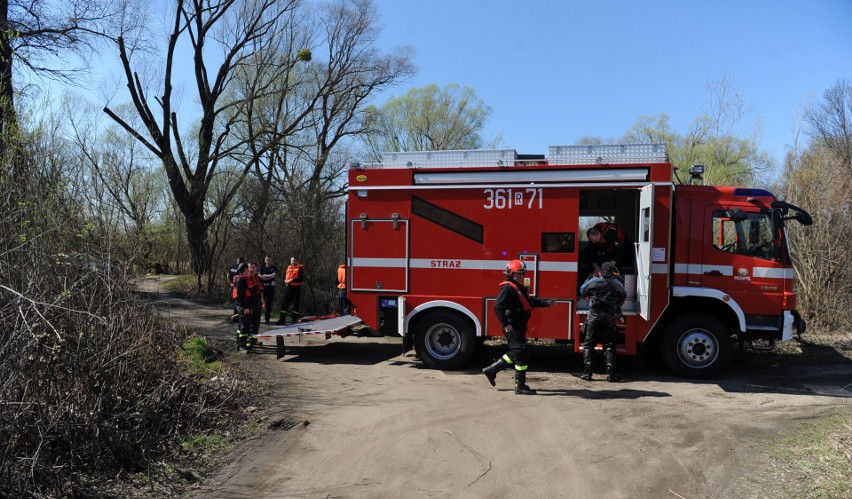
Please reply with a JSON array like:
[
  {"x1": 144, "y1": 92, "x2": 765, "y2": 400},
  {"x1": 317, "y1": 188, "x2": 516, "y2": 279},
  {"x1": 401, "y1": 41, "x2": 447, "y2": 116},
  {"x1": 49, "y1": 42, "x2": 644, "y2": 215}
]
[{"x1": 483, "y1": 259, "x2": 555, "y2": 395}]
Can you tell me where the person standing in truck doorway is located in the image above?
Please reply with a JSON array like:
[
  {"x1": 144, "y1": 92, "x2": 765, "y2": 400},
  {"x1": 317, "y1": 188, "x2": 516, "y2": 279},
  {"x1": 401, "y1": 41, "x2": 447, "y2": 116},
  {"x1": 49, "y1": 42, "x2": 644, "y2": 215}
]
[
  {"x1": 579, "y1": 262, "x2": 627, "y2": 382},
  {"x1": 582, "y1": 223, "x2": 630, "y2": 275},
  {"x1": 482, "y1": 259, "x2": 555, "y2": 395},
  {"x1": 278, "y1": 257, "x2": 305, "y2": 324}
]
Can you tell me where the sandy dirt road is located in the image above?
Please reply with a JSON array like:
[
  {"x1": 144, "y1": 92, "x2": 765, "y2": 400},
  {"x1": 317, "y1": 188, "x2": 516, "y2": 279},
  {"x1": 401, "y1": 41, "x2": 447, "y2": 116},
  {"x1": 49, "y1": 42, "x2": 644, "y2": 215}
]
[{"x1": 140, "y1": 277, "x2": 852, "y2": 498}]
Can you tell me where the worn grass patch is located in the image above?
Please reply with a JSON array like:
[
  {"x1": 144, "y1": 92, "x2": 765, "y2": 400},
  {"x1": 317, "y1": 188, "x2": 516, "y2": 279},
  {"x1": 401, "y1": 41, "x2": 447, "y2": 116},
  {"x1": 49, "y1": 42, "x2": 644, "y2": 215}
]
[
  {"x1": 179, "y1": 336, "x2": 224, "y2": 376},
  {"x1": 163, "y1": 274, "x2": 199, "y2": 295},
  {"x1": 764, "y1": 407, "x2": 852, "y2": 498},
  {"x1": 182, "y1": 433, "x2": 227, "y2": 454}
]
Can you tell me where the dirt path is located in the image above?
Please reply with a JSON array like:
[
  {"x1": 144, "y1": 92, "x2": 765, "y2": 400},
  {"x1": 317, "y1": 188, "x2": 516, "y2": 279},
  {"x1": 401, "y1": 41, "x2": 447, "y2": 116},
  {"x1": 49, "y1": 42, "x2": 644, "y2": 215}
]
[{"x1": 139, "y1": 276, "x2": 852, "y2": 498}]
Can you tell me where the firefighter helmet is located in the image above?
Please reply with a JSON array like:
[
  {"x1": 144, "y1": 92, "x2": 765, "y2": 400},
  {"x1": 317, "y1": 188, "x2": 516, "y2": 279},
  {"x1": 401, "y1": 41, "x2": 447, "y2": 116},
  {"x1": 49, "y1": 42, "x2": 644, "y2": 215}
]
[{"x1": 505, "y1": 259, "x2": 526, "y2": 277}]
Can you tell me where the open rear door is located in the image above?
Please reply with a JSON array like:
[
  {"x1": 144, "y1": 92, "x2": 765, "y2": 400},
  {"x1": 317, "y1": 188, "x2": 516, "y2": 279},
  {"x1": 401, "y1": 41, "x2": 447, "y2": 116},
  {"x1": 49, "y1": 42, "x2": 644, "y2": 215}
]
[{"x1": 636, "y1": 184, "x2": 654, "y2": 319}]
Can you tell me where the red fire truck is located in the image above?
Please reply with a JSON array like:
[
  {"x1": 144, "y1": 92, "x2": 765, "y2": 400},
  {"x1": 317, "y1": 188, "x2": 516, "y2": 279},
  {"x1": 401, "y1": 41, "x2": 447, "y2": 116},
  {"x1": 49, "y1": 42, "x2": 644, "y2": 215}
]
[{"x1": 344, "y1": 144, "x2": 812, "y2": 378}]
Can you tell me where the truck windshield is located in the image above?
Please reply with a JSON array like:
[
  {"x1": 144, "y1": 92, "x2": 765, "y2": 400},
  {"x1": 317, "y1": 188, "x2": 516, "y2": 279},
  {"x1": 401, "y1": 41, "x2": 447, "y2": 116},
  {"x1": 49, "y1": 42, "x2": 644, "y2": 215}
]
[{"x1": 712, "y1": 210, "x2": 783, "y2": 261}]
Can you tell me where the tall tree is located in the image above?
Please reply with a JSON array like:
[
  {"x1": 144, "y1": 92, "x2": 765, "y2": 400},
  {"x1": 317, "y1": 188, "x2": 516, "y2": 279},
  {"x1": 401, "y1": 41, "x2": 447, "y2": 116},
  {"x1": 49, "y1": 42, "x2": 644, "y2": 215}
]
[
  {"x1": 804, "y1": 78, "x2": 852, "y2": 167},
  {"x1": 104, "y1": 0, "x2": 313, "y2": 291},
  {"x1": 362, "y1": 83, "x2": 491, "y2": 160},
  {"x1": 229, "y1": 0, "x2": 413, "y2": 263},
  {"x1": 621, "y1": 73, "x2": 771, "y2": 186},
  {"x1": 0, "y1": 0, "x2": 119, "y2": 140}
]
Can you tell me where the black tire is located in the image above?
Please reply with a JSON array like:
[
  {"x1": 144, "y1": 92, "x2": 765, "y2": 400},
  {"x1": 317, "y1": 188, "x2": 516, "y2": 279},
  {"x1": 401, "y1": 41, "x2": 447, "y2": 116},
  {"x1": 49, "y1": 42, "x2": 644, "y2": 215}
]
[
  {"x1": 414, "y1": 311, "x2": 477, "y2": 370},
  {"x1": 662, "y1": 313, "x2": 732, "y2": 378}
]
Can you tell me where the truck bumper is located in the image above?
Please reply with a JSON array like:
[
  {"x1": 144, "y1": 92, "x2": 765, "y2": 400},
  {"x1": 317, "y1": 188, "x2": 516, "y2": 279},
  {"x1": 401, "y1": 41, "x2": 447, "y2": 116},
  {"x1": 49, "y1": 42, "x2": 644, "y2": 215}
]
[{"x1": 782, "y1": 310, "x2": 806, "y2": 341}]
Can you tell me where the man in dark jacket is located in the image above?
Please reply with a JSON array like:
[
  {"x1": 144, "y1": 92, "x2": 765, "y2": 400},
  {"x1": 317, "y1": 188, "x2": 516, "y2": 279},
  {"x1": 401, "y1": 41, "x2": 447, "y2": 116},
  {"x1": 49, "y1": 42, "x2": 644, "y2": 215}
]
[
  {"x1": 579, "y1": 262, "x2": 627, "y2": 381},
  {"x1": 259, "y1": 256, "x2": 278, "y2": 324},
  {"x1": 482, "y1": 259, "x2": 554, "y2": 395}
]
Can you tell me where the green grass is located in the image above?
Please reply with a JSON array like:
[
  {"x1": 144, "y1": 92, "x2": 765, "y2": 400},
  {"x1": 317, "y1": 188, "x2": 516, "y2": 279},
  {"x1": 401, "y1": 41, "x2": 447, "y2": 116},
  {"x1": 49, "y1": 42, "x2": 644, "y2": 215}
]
[
  {"x1": 163, "y1": 274, "x2": 198, "y2": 295},
  {"x1": 179, "y1": 336, "x2": 223, "y2": 376},
  {"x1": 768, "y1": 407, "x2": 852, "y2": 498},
  {"x1": 181, "y1": 433, "x2": 227, "y2": 454}
]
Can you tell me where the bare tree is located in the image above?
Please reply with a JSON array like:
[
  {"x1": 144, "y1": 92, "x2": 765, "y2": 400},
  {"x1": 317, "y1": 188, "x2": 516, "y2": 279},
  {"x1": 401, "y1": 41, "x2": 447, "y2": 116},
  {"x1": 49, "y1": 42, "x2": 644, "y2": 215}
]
[
  {"x1": 782, "y1": 78, "x2": 852, "y2": 331},
  {"x1": 0, "y1": 0, "x2": 127, "y2": 142},
  {"x1": 226, "y1": 0, "x2": 413, "y2": 273},
  {"x1": 804, "y1": 78, "x2": 852, "y2": 167},
  {"x1": 104, "y1": 0, "x2": 314, "y2": 292},
  {"x1": 66, "y1": 100, "x2": 164, "y2": 269}
]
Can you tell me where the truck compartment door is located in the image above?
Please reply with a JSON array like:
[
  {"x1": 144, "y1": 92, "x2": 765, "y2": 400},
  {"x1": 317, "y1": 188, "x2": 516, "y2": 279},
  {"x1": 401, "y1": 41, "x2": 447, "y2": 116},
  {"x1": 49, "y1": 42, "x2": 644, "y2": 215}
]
[
  {"x1": 636, "y1": 183, "x2": 654, "y2": 319},
  {"x1": 350, "y1": 218, "x2": 409, "y2": 293}
]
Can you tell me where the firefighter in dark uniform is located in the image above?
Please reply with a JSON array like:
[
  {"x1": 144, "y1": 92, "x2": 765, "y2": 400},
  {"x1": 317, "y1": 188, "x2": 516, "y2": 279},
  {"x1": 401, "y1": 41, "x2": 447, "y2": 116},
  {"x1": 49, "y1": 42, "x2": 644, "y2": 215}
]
[
  {"x1": 583, "y1": 223, "x2": 629, "y2": 274},
  {"x1": 227, "y1": 257, "x2": 244, "y2": 322},
  {"x1": 232, "y1": 263, "x2": 255, "y2": 349},
  {"x1": 482, "y1": 259, "x2": 555, "y2": 395},
  {"x1": 277, "y1": 257, "x2": 305, "y2": 324},
  {"x1": 259, "y1": 256, "x2": 278, "y2": 324},
  {"x1": 579, "y1": 262, "x2": 627, "y2": 381}
]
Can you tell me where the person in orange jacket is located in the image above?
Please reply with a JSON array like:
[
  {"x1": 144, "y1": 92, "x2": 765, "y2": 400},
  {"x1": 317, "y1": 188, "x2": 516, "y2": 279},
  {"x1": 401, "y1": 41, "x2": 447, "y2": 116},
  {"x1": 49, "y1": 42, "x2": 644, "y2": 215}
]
[
  {"x1": 336, "y1": 264, "x2": 352, "y2": 315},
  {"x1": 277, "y1": 257, "x2": 305, "y2": 324}
]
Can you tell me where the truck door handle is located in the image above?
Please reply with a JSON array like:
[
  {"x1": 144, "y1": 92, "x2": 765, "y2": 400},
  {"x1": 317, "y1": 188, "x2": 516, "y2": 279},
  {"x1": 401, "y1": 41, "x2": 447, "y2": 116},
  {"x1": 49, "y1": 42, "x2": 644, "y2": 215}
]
[{"x1": 703, "y1": 270, "x2": 722, "y2": 276}]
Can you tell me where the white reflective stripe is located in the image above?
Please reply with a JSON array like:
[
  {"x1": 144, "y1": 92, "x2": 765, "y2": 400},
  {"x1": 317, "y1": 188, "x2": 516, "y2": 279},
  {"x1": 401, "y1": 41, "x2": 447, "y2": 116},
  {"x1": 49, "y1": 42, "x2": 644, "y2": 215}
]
[
  {"x1": 753, "y1": 267, "x2": 795, "y2": 279},
  {"x1": 651, "y1": 263, "x2": 668, "y2": 273},
  {"x1": 671, "y1": 286, "x2": 746, "y2": 332},
  {"x1": 673, "y1": 263, "x2": 794, "y2": 280},
  {"x1": 539, "y1": 261, "x2": 576, "y2": 272},
  {"x1": 413, "y1": 168, "x2": 649, "y2": 184},
  {"x1": 352, "y1": 257, "x2": 407, "y2": 268},
  {"x1": 674, "y1": 263, "x2": 732, "y2": 276},
  {"x1": 351, "y1": 181, "x2": 654, "y2": 191},
  {"x1": 409, "y1": 259, "x2": 503, "y2": 270},
  {"x1": 353, "y1": 258, "x2": 577, "y2": 272},
  {"x1": 403, "y1": 300, "x2": 482, "y2": 336}
]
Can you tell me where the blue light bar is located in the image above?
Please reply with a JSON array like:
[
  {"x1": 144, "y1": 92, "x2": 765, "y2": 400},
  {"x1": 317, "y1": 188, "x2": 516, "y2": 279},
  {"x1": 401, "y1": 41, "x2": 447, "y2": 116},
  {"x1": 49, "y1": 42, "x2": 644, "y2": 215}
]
[{"x1": 733, "y1": 188, "x2": 774, "y2": 197}]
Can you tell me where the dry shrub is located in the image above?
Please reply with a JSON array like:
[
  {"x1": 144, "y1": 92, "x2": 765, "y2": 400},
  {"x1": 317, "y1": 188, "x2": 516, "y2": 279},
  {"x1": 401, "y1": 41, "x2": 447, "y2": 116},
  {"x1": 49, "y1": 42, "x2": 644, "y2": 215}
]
[
  {"x1": 783, "y1": 145, "x2": 852, "y2": 332},
  {"x1": 0, "y1": 140, "x2": 249, "y2": 497}
]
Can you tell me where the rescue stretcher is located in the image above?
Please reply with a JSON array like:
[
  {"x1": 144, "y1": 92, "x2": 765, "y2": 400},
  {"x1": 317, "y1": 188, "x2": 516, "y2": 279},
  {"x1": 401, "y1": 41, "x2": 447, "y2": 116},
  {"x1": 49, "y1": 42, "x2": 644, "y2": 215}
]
[{"x1": 253, "y1": 315, "x2": 365, "y2": 359}]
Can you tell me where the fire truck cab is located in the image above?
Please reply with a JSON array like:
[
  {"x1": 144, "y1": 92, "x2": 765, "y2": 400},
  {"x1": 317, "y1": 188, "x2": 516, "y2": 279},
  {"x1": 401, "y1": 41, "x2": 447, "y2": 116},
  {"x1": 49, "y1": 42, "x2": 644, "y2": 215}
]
[{"x1": 346, "y1": 144, "x2": 811, "y2": 378}]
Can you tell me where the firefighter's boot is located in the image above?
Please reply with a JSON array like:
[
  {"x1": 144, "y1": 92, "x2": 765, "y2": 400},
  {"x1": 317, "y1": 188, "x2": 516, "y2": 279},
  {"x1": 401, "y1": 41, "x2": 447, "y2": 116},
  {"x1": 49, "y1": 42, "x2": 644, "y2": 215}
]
[
  {"x1": 605, "y1": 346, "x2": 621, "y2": 382},
  {"x1": 482, "y1": 357, "x2": 509, "y2": 387},
  {"x1": 514, "y1": 370, "x2": 536, "y2": 395},
  {"x1": 580, "y1": 347, "x2": 593, "y2": 381},
  {"x1": 236, "y1": 329, "x2": 247, "y2": 351}
]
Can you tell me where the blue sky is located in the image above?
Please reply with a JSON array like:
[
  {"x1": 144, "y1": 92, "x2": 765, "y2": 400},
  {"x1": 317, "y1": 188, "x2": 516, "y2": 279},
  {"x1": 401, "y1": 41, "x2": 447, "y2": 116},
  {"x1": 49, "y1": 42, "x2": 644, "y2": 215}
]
[{"x1": 370, "y1": 0, "x2": 852, "y2": 167}]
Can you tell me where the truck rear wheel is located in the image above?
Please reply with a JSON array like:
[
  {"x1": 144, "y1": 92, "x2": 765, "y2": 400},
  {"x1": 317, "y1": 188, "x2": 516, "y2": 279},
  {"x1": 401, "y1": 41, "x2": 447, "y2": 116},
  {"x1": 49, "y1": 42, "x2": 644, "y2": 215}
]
[
  {"x1": 662, "y1": 313, "x2": 732, "y2": 378},
  {"x1": 414, "y1": 311, "x2": 477, "y2": 370}
]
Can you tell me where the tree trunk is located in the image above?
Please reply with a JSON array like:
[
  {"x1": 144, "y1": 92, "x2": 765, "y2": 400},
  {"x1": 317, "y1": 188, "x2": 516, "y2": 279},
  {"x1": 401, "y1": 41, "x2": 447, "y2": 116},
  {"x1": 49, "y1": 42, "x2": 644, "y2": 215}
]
[
  {"x1": 184, "y1": 204, "x2": 211, "y2": 293},
  {"x1": 0, "y1": 0, "x2": 17, "y2": 143}
]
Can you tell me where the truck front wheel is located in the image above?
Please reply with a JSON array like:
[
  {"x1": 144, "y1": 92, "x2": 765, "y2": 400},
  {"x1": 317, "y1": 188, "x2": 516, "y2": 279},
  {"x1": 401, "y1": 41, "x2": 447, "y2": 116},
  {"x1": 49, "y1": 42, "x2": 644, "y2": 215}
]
[
  {"x1": 414, "y1": 311, "x2": 477, "y2": 370},
  {"x1": 662, "y1": 314, "x2": 732, "y2": 378}
]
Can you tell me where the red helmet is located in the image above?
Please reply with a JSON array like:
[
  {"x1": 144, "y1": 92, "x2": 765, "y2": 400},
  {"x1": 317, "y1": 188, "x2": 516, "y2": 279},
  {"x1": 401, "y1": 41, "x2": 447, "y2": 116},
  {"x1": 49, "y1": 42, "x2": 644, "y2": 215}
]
[{"x1": 505, "y1": 259, "x2": 526, "y2": 277}]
